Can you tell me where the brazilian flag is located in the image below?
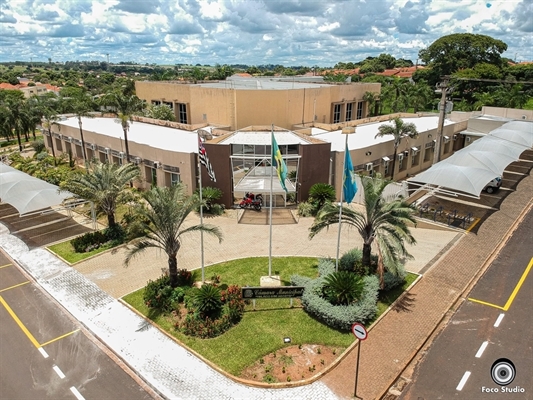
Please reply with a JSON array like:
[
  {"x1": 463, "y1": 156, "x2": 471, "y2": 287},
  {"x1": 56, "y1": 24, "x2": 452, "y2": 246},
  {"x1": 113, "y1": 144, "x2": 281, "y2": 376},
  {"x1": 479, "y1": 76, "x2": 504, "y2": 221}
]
[{"x1": 272, "y1": 133, "x2": 288, "y2": 192}]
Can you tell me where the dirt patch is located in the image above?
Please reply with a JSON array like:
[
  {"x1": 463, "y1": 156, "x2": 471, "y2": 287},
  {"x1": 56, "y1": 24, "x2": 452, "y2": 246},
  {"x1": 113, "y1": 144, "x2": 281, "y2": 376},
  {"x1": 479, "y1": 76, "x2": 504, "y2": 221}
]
[{"x1": 239, "y1": 344, "x2": 344, "y2": 384}]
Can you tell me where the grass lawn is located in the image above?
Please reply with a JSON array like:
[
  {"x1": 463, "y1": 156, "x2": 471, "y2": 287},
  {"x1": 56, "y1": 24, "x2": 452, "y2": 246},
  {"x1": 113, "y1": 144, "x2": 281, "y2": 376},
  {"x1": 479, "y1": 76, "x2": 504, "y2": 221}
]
[
  {"x1": 48, "y1": 240, "x2": 119, "y2": 264},
  {"x1": 123, "y1": 256, "x2": 418, "y2": 376}
]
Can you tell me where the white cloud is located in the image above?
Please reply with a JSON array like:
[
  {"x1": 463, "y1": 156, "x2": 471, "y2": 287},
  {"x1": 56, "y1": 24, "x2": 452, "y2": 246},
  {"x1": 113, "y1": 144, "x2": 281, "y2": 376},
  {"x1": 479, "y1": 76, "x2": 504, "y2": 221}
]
[{"x1": 0, "y1": 0, "x2": 529, "y2": 65}]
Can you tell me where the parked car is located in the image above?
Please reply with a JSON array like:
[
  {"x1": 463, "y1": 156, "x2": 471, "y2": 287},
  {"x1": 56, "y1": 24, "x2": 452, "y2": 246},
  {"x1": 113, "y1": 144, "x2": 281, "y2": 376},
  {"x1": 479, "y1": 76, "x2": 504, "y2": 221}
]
[{"x1": 483, "y1": 176, "x2": 502, "y2": 194}]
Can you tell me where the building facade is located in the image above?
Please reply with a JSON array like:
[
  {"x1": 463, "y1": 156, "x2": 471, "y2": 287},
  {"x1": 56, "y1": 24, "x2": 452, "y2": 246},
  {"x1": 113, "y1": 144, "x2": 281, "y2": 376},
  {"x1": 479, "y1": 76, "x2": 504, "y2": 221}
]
[{"x1": 135, "y1": 77, "x2": 381, "y2": 131}]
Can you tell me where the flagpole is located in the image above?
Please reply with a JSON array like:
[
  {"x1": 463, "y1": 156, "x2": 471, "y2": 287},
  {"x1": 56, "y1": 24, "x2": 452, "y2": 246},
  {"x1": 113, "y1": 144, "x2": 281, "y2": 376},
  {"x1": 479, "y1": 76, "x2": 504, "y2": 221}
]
[
  {"x1": 335, "y1": 133, "x2": 348, "y2": 272},
  {"x1": 198, "y1": 133, "x2": 206, "y2": 283},
  {"x1": 268, "y1": 124, "x2": 274, "y2": 277}
]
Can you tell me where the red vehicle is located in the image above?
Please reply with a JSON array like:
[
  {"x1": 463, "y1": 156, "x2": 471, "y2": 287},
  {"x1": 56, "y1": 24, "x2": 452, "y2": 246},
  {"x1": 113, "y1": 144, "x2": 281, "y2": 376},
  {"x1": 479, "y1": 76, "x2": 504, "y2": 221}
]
[{"x1": 239, "y1": 192, "x2": 263, "y2": 211}]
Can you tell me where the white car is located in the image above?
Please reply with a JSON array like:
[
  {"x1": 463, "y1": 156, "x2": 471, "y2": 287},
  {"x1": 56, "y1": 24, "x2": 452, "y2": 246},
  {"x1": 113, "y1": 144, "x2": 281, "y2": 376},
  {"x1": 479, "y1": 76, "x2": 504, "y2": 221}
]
[{"x1": 483, "y1": 177, "x2": 502, "y2": 194}]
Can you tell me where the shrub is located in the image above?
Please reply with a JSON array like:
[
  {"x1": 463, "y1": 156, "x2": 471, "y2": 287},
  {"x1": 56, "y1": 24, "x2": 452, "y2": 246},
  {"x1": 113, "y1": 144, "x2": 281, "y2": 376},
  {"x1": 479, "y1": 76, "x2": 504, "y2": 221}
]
[
  {"x1": 176, "y1": 269, "x2": 193, "y2": 287},
  {"x1": 297, "y1": 201, "x2": 314, "y2": 217},
  {"x1": 192, "y1": 284, "x2": 223, "y2": 319},
  {"x1": 31, "y1": 139, "x2": 46, "y2": 154},
  {"x1": 322, "y1": 271, "x2": 364, "y2": 305},
  {"x1": 294, "y1": 259, "x2": 379, "y2": 330},
  {"x1": 104, "y1": 224, "x2": 125, "y2": 243},
  {"x1": 70, "y1": 230, "x2": 108, "y2": 253},
  {"x1": 382, "y1": 263, "x2": 408, "y2": 291},
  {"x1": 179, "y1": 284, "x2": 245, "y2": 338},
  {"x1": 143, "y1": 275, "x2": 188, "y2": 312},
  {"x1": 308, "y1": 183, "x2": 336, "y2": 215}
]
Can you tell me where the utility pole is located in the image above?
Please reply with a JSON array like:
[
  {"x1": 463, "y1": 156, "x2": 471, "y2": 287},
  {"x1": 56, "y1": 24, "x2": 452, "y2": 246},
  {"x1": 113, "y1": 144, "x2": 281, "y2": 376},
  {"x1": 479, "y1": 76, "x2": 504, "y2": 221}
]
[{"x1": 432, "y1": 76, "x2": 451, "y2": 165}]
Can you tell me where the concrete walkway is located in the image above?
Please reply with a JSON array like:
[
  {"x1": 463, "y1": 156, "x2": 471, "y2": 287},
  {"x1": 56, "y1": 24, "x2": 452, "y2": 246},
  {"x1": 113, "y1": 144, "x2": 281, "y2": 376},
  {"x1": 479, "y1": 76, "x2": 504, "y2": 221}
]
[{"x1": 1, "y1": 172, "x2": 530, "y2": 399}]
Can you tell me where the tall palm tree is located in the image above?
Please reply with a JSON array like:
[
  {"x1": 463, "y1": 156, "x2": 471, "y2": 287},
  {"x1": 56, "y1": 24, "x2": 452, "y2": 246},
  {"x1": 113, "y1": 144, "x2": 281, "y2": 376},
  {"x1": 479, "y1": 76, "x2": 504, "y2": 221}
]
[
  {"x1": 363, "y1": 91, "x2": 379, "y2": 117},
  {"x1": 99, "y1": 91, "x2": 145, "y2": 163},
  {"x1": 29, "y1": 93, "x2": 61, "y2": 162},
  {"x1": 309, "y1": 175, "x2": 417, "y2": 288},
  {"x1": 374, "y1": 117, "x2": 418, "y2": 180},
  {"x1": 63, "y1": 161, "x2": 140, "y2": 229},
  {"x1": 60, "y1": 88, "x2": 96, "y2": 170},
  {"x1": 408, "y1": 80, "x2": 434, "y2": 113},
  {"x1": 0, "y1": 91, "x2": 30, "y2": 151},
  {"x1": 124, "y1": 184, "x2": 223, "y2": 287}
]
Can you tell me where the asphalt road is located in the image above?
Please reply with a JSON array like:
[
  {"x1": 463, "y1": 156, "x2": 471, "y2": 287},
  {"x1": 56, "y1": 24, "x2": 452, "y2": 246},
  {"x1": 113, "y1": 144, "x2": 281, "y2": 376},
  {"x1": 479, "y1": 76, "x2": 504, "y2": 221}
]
[
  {"x1": 0, "y1": 251, "x2": 156, "y2": 400},
  {"x1": 400, "y1": 207, "x2": 533, "y2": 400}
]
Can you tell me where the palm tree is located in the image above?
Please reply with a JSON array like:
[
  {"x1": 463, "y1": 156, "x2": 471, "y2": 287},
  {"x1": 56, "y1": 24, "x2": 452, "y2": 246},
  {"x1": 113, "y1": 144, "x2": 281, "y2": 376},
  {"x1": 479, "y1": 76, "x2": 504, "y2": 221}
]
[
  {"x1": 125, "y1": 184, "x2": 223, "y2": 287},
  {"x1": 29, "y1": 93, "x2": 61, "y2": 162},
  {"x1": 63, "y1": 161, "x2": 140, "y2": 229},
  {"x1": 60, "y1": 88, "x2": 96, "y2": 170},
  {"x1": 408, "y1": 80, "x2": 434, "y2": 113},
  {"x1": 363, "y1": 91, "x2": 379, "y2": 117},
  {"x1": 374, "y1": 117, "x2": 418, "y2": 180},
  {"x1": 1, "y1": 91, "x2": 31, "y2": 151},
  {"x1": 309, "y1": 175, "x2": 417, "y2": 288},
  {"x1": 99, "y1": 91, "x2": 145, "y2": 163}
]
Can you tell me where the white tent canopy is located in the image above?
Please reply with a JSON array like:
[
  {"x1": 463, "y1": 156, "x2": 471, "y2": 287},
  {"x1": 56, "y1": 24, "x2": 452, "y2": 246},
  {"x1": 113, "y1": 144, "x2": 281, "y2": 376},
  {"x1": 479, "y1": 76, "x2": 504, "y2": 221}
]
[
  {"x1": 408, "y1": 120, "x2": 532, "y2": 197},
  {"x1": 0, "y1": 163, "x2": 73, "y2": 215}
]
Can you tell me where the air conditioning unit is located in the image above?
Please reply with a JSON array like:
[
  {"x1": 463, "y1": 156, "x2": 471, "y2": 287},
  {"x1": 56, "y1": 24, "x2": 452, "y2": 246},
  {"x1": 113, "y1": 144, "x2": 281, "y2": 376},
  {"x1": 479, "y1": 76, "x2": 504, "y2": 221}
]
[
  {"x1": 466, "y1": 137, "x2": 471, "y2": 143},
  {"x1": 133, "y1": 157, "x2": 142, "y2": 165},
  {"x1": 411, "y1": 147, "x2": 419, "y2": 156},
  {"x1": 365, "y1": 163, "x2": 373, "y2": 171},
  {"x1": 443, "y1": 136, "x2": 450, "y2": 143},
  {"x1": 65, "y1": 137, "x2": 72, "y2": 143},
  {"x1": 404, "y1": 151, "x2": 409, "y2": 157},
  {"x1": 88, "y1": 143, "x2": 96, "y2": 150},
  {"x1": 397, "y1": 153, "x2": 404, "y2": 161},
  {"x1": 154, "y1": 161, "x2": 161, "y2": 169},
  {"x1": 104, "y1": 147, "x2": 111, "y2": 155},
  {"x1": 118, "y1": 152, "x2": 125, "y2": 159}
]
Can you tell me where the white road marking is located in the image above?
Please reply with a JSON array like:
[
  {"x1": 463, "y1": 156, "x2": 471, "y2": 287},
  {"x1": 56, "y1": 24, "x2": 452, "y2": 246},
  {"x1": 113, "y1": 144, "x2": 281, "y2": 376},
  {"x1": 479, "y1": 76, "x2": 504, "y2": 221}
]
[
  {"x1": 475, "y1": 341, "x2": 489, "y2": 358},
  {"x1": 456, "y1": 371, "x2": 471, "y2": 391},
  {"x1": 52, "y1": 365, "x2": 65, "y2": 379},
  {"x1": 70, "y1": 386, "x2": 85, "y2": 400},
  {"x1": 494, "y1": 313, "x2": 505, "y2": 327},
  {"x1": 38, "y1": 347, "x2": 49, "y2": 359}
]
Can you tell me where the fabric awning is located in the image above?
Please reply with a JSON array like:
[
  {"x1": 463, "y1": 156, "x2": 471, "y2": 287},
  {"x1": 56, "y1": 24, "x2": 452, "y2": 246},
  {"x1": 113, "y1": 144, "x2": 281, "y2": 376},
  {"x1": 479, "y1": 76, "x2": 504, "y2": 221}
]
[
  {"x1": 0, "y1": 163, "x2": 72, "y2": 215},
  {"x1": 408, "y1": 120, "x2": 532, "y2": 196}
]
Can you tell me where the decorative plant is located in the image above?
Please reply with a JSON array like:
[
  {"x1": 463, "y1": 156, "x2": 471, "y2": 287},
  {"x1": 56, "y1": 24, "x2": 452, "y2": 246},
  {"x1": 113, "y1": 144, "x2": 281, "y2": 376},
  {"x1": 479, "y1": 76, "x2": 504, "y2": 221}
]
[{"x1": 322, "y1": 271, "x2": 364, "y2": 305}]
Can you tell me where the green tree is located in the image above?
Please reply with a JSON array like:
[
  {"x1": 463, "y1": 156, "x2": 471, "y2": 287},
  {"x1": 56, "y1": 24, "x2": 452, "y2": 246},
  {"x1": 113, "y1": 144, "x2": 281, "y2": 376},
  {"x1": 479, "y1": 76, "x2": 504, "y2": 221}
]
[
  {"x1": 363, "y1": 91, "x2": 380, "y2": 117},
  {"x1": 0, "y1": 90, "x2": 30, "y2": 151},
  {"x1": 374, "y1": 117, "x2": 418, "y2": 180},
  {"x1": 144, "y1": 104, "x2": 176, "y2": 121},
  {"x1": 309, "y1": 175, "x2": 417, "y2": 288},
  {"x1": 408, "y1": 80, "x2": 434, "y2": 113},
  {"x1": 60, "y1": 88, "x2": 97, "y2": 169},
  {"x1": 63, "y1": 161, "x2": 140, "y2": 229},
  {"x1": 124, "y1": 184, "x2": 223, "y2": 287},
  {"x1": 419, "y1": 33, "x2": 507, "y2": 79},
  {"x1": 99, "y1": 91, "x2": 145, "y2": 163}
]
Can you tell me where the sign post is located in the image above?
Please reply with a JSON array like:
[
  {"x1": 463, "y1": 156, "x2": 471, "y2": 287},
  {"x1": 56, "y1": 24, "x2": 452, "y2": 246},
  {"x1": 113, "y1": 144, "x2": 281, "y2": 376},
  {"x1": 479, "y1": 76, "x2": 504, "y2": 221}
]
[{"x1": 351, "y1": 323, "x2": 368, "y2": 399}]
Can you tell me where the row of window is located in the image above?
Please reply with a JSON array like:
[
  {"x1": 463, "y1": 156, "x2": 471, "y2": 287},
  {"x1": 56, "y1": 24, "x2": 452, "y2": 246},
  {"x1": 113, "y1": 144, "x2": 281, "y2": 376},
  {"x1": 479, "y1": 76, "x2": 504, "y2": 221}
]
[{"x1": 333, "y1": 101, "x2": 364, "y2": 124}]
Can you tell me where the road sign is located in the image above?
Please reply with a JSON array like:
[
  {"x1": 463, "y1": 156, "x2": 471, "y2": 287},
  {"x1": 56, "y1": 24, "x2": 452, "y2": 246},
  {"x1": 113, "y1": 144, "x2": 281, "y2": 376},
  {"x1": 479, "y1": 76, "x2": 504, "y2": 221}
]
[{"x1": 351, "y1": 323, "x2": 368, "y2": 341}]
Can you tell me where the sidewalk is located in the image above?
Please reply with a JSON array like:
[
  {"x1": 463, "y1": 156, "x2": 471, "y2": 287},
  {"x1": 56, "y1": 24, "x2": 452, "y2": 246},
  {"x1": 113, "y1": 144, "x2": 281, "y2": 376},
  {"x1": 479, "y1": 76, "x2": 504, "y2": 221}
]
[{"x1": 0, "y1": 174, "x2": 530, "y2": 399}]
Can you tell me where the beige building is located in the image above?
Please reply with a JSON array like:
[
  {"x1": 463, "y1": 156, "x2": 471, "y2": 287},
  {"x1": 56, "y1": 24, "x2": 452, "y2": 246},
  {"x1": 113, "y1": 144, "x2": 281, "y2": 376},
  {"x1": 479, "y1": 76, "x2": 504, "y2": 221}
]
[{"x1": 135, "y1": 77, "x2": 381, "y2": 131}]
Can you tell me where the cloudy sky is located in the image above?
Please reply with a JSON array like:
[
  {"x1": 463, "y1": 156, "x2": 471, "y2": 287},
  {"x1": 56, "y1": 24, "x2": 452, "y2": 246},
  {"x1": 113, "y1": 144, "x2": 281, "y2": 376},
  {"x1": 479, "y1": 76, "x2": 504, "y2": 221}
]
[{"x1": 0, "y1": 0, "x2": 531, "y2": 67}]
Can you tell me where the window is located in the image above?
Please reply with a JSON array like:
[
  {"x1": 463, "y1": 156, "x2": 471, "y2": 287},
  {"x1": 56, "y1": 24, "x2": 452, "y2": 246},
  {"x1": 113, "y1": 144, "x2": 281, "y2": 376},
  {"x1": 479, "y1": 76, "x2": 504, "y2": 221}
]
[
  {"x1": 171, "y1": 173, "x2": 180, "y2": 186},
  {"x1": 346, "y1": 102, "x2": 354, "y2": 121},
  {"x1": 151, "y1": 167, "x2": 158, "y2": 188},
  {"x1": 333, "y1": 104, "x2": 342, "y2": 123},
  {"x1": 151, "y1": 100, "x2": 161, "y2": 106},
  {"x1": 163, "y1": 101, "x2": 174, "y2": 109},
  {"x1": 356, "y1": 101, "x2": 364, "y2": 119},
  {"x1": 423, "y1": 147, "x2": 432, "y2": 162},
  {"x1": 411, "y1": 148, "x2": 420, "y2": 166},
  {"x1": 178, "y1": 103, "x2": 188, "y2": 124}
]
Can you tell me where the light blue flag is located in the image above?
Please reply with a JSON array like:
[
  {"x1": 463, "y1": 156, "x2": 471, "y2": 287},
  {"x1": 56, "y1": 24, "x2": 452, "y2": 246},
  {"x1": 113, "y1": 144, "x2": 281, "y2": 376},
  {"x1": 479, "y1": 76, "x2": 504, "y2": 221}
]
[
  {"x1": 343, "y1": 144, "x2": 357, "y2": 203},
  {"x1": 272, "y1": 133, "x2": 288, "y2": 192}
]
